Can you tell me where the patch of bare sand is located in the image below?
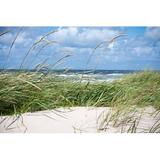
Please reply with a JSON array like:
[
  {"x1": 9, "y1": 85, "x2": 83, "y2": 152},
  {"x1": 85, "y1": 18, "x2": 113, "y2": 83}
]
[{"x1": 0, "y1": 107, "x2": 160, "y2": 133}]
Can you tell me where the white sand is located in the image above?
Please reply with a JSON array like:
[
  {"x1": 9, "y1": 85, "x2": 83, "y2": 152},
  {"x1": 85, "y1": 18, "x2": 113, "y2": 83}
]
[{"x1": 0, "y1": 107, "x2": 160, "y2": 133}]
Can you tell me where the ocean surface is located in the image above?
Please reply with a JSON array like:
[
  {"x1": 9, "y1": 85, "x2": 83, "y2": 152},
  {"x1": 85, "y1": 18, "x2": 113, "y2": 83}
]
[
  {"x1": 0, "y1": 69, "x2": 139, "y2": 82},
  {"x1": 53, "y1": 70, "x2": 137, "y2": 82}
]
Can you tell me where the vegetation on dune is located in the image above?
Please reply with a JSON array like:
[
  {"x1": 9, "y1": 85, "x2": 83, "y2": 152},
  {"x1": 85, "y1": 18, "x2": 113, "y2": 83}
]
[
  {"x1": 1, "y1": 29, "x2": 160, "y2": 133},
  {"x1": 0, "y1": 71, "x2": 160, "y2": 116},
  {"x1": 0, "y1": 29, "x2": 160, "y2": 117}
]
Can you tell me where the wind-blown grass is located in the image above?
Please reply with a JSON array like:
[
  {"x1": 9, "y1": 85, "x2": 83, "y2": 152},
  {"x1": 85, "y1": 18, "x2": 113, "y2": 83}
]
[
  {"x1": 1, "y1": 28, "x2": 160, "y2": 133},
  {"x1": 0, "y1": 29, "x2": 159, "y2": 117},
  {"x1": 0, "y1": 71, "x2": 160, "y2": 116}
]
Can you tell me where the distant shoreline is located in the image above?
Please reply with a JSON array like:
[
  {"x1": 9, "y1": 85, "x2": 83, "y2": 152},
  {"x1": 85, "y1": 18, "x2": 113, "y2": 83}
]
[{"x1": 1, "y1": 69, "x2": 159, "y2": 74}]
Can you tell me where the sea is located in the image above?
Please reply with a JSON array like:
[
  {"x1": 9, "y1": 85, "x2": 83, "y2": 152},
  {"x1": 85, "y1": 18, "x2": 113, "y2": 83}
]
[
  {"x1": 0, "y1": 69, "x2": 140, "y2": 83},
  {"x1": 53, "y1": 70, "x2": 138, "y2": 82}
]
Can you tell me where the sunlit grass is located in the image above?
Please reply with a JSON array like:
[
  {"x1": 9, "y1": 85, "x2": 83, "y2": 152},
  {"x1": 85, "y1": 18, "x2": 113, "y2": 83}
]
[{"x1": 0, "y1": 71, "x2": 160, "y2": 116}]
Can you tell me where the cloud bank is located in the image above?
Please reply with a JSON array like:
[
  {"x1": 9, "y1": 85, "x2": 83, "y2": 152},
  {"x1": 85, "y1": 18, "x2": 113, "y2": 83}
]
[{"x1": 0, "y1": 27, "x2": 160, "y2": 70}]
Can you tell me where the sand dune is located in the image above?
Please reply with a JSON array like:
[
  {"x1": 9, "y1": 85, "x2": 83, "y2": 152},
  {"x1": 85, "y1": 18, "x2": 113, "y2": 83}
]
[{"x1": 0, "y1": 107, "x2": 160, "y2": 133}]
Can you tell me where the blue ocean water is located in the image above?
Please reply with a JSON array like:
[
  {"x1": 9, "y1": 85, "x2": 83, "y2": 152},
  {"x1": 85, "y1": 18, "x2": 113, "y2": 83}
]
[
  {"x1": 53, "y1": 70, "x2": 137, "y2": 82},
  {"x1": 0, "y1": 69, "x2": 141, "y2": 82}
]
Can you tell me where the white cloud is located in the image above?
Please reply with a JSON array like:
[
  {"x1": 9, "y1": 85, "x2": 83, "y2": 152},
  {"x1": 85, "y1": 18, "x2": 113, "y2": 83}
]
[
  {"x1": 0, "y1": 31, "x2": 33, "y2": 47},
  {"x1": 16, "y1": 32, "x2": 28, "y2": 44},
  {"x1": 51, "y1": 27, "x2": 160, "y2": 60},
  {"x1": 51, "y1": 27, "x2": 120, "y2": 48},
  {"x1": 134, "y1": 46, "x2": 153, "y2": 56},
  {"x1": 0, "y1": 33, "x2": 13, "y2": 43},
  {"x1": 107, "y1": 42, "x2": 115, "y2": 49},
  {"x1": 145, "y1": 27, "x2": 160, "y2": 40}
]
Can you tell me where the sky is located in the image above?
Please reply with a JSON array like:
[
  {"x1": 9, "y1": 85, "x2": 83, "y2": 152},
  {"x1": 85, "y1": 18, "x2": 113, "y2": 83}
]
[{"x1": 0, "y1": 26, "x2": 160, "y2": 70}]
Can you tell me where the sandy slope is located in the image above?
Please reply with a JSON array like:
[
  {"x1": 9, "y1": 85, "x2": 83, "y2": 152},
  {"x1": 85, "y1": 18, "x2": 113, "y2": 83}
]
[{"x1": 0, "y1": 107, "x2": 160, "y2": 133}]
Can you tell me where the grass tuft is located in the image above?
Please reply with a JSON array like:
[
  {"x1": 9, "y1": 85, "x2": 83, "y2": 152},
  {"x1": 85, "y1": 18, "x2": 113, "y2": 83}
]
[{"x1": 0, "y1": 71, "x2": 160, "y2": 116}]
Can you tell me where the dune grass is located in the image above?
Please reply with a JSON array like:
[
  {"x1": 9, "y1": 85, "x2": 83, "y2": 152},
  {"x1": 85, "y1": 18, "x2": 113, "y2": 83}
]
[
  {"x1": 0, "y1": 71, "x2": 160, "y2": 116},
  {"x1": 0, "y1": 28, "x2": 160, "y2": 118}
]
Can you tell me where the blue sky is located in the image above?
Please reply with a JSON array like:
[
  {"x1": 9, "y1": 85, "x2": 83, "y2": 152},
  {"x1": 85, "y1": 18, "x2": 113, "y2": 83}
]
[{"x1": 0, "y1": 27, "x2": 160, "y2": 70}]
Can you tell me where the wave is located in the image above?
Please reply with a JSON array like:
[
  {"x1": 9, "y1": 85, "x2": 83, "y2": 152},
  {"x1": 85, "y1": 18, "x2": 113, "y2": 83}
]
[{"x1": 55, "y1": 72, "x2": 125, "y2": 82}]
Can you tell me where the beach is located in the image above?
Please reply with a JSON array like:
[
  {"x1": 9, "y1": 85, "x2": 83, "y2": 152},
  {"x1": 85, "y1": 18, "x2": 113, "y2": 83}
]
[{"x1": 0, "y1": 106, "x2": 159, "y2": 133}]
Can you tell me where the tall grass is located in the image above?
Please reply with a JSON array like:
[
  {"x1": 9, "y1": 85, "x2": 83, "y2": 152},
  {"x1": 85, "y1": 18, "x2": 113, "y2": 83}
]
[
  {"x1": 80, "y1": 34, "x2": 126, "y2": 81},
  {"x1": 0, "y1": 30, "x2": 10, "y2": 37},
  {"x1": 0, "y1": 71, "x2": 160, "y2": 116},
  {"x1": 19, "y1": 29, "x2": 58, "y2": 69},
  {"x1": 0, "y1": 28, "x2": 160, "y2": 116}
]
